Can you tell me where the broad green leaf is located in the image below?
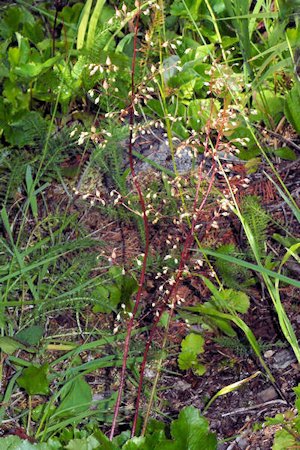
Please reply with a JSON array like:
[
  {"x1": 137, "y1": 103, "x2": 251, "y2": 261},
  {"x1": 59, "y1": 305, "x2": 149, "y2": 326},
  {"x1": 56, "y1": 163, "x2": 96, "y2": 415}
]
[
  {"x1": 274, "y1": 147, "x2": 297, "y2": 161},
  {"x1": 55, "y1": 377, "x2": 92, "y2": 418},
  {"x1": 212, "y1": 290, "x2": 250, "y2": 314},
  {"x1": 16, "y1": 325, "x2": 44, "y2": 346},
  {"x1": 66, "y1": 436, "x2": 100, "y2": 450},
  {"x1": 178, "y1": 334, "x2": 206, "y2": 374},
  {"x1": 178, "y1": 351, "x2": 198, "y2": 371},
  {"x1": 122, "y1": 431, "x2": 174, "y2": 450},
  {"x1": 92, "y1": 285, "x2": 121, "y2": 313},
  {"x1": 181, "y1": 333, "x2": 204, "y2": 354},
  {"x1": 0, "y1": 435, "x2": 61, "y2": 449},
  {"x1": 17, "y1": 364, "x2": 50, "y2": 395},
  {"x1": 122, "y1": 437, "x2": 147, "y2": 449},
  {"x1": 95, "y1": 429, "x2": 119, "y2": 449},
  {"x1": 253, "y1": 90, "x2": 284, "y2": 126},
  {"x1": 170, "y1": 0, "x2": 203, "y2": 19},
  {"x1": 272, "y1": 429, "x2": 298, "y2": 450},
  {"x1": 171, "y1": 406, "x2": 217, "y2": 450}
]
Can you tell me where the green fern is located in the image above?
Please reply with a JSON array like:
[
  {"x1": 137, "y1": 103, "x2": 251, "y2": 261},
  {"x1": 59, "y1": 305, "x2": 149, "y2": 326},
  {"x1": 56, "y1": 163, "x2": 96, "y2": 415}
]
[
  {"x1": 241, "y1": 195, "x2": 270, "y2": 259},
  {"x1": 91, "y1": 122, "x2": 129, "y2": 194},
  {"x1": 214, "y1": 244, "x2": 255, "y2": 289}
]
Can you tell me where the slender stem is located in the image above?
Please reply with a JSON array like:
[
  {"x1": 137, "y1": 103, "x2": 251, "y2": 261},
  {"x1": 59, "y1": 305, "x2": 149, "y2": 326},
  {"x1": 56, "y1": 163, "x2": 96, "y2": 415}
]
[
  {"x1": 109, "y1": 1, "x2": 150, "y2": 440},
  {"x1": 27, "y1": 395, "x2": 32, "y2": 435}
]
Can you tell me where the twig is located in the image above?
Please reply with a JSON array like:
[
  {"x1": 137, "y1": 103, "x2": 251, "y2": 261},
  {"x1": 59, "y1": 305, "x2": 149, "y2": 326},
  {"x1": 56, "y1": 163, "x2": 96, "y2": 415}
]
[{"x1": 221, "y1": 399, "x2": 287, "y2": 417}]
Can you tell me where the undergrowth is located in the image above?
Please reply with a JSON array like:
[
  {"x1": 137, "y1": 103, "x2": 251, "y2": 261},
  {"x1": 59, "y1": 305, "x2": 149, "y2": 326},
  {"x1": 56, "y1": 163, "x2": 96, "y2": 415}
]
[{"x1": 0, "y1": 0, "x2": 299, "y2": 448}]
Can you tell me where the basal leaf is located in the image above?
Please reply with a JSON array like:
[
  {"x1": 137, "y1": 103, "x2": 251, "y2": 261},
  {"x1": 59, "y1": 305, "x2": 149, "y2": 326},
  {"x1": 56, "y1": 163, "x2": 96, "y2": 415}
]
[
  {"x1": 0, "y1": 435, "x2": 61, "y2": 449},
  {"x1": 17, "y1": 364, "x2": 50, "y2": 395},
  {"x1": 16, "y1": 325, "x2": 44, "y2": 346},
  {"x1": 170, "y1": 0, "x2": 202, "y2": 19},
  {"x1": 178, "y1": 350, "x2": 197, "y2": 371},
  {"x1": 181, "y1": 333, "x2": 205, "y2": 354},
  {"x1": 171, "y1": 406, "x2": 217, "y2": 450},
  {"x1": 178, "y1": 334, "x2": 206, "y2": 375},
  {"x1": 272, "y1": 429, "x2": 298, "y2": 450},
  {"x1": 66, "y1": 436, "x2": 100, "y2": 450},
  {"x1": 214, "y1": 290, "x2": 250, "y2": 314},
  {"x1": 55, "y1": 377, "x2": 92, "y2": 418}
]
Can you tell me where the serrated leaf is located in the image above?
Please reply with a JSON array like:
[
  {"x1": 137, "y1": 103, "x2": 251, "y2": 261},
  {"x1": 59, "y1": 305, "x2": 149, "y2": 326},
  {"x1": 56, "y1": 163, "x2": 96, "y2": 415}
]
[
  {"x1": 0, "y1": 435, "x2": 61, "y2": 449},
  {"x1": 181, "y1": 333, "x2": 204, "y2": 354},
  {"x1": 193, "y1": 364, "x2": 206, "y2": 376},
  {"x1": 272, "y1": 429, "x2": 298, "y2": 450},
  {"x1": 17, "y1": 364, "x2": 50, "y2": 395},
  {"x1": 178, "y1": 334, "x2": 206, "y2": 375},
  {"x1": 178, "y1": 350, "x2": 197, "y2": 371},
  {"x1": 66, "y1": 436, "x2": 100, "y2": 450},
  {"x1": 215, "y1": 290, "x2": 250, "y2": 314}
]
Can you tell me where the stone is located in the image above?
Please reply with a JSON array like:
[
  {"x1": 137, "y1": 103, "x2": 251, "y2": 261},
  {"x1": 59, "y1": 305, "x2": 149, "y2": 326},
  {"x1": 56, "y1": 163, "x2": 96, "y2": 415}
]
[
  {"x1": 258, "y1": 386, "x2": 278, "y2": 402},
  {"x1": 264, "y1": 349, "x2": 275, "y2": 358},
  {"x1": 272, "y1": 349, "x2": 296, "y2": 370}
]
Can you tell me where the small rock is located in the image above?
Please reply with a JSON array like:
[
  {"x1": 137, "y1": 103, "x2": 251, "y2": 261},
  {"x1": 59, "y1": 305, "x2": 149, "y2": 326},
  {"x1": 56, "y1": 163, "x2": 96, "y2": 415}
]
[
  {"x1": 258, "y1": 386, "x2": 278, "y2": 402},
  {"x1": 217, "y1": 443, "x2": 228, "y2": 450},
  {"x1": 144, "y1": 368, "x2": 156, "y2": 379},
  {"x1": 272, "y1": 349, "x2": 296, "y2": 370},
  {"x1": 236, "y1": 436, "x2": 248, "y2": 450},
  {"x1": 264, "y1": 349, "x2": 275, "y2": 358},
  {"x1": 173, "y1": 380, "x2": 191, "y2": 391}
]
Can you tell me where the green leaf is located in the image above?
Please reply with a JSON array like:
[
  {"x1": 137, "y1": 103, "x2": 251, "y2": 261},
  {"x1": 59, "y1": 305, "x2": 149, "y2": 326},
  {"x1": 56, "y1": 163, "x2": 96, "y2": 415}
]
[
  {"x1": 178, "y1": 350, "x2": 198, "y2": 371},
  {"x1": 17, "y1": 364, "x2": 50, "y2": 395},
  {"x1": 170, "y1": 0, "x2": 203, "y2": 19},
  {"x1": 284, "y1": 84, "x2": 300, "y2": 134},
  {"x1": 212, "y1": 289, "x2": 250, "y2": 314},
  {"x1": 171, "y1": 406, "x2": 217, "y2": 450},
  {"x1": 0, "y1": 336, "x2": 25, "y2": 355},
  {"x1": 16, "y1": 325, "x2": 44, "y2": 346},
  {"x1": 274, "y1": 147, "x2": 297, "y2": 161},
  {"x1": 181, "y1": 333, "x2": 205, "y2": 354},
  {"x1": 92, "y1": 267, "x2": 137, "y2": 313},
  {"x1": 0, "y1": 435, "x2": 61, "y2": 449},
  {"x1": 66, "y1": 436, "x2": 100, "y2": 450},
  {"x1": 272, "y1": 429, "x2": 298, "y2": 450},
  {"x1": 178, "y1": 334, "x2": 206, "y2": 375},
  {"x1": 55, "y1": 377, "x2": 92, "y2": 418}
]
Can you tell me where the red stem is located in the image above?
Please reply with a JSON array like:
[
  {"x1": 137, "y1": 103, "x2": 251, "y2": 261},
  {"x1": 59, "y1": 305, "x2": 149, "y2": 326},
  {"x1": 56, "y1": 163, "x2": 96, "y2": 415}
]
[{"x1": 109, "y1": 2, "x2": 150, "y2": 440}]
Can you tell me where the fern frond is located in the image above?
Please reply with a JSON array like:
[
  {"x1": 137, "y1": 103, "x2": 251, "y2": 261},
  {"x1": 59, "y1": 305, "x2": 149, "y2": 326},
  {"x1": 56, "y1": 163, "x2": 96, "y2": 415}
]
[
  {"x1": 241, "y1": 195, "x2": 270, "y2": 259},
  {"x1": 215, "y1": 244, "x2": 255, "y2": 289}
]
